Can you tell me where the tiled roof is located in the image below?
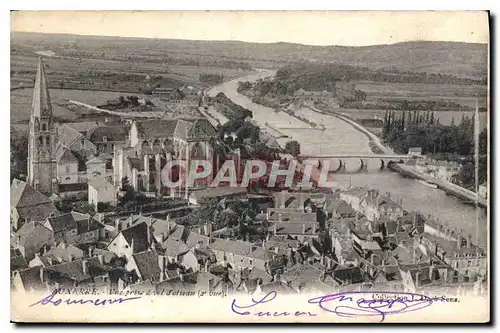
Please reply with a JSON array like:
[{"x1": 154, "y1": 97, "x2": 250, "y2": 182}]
[
  {"x1": 64, "y1": 121, "x2": 99, "y2": 135},
  {"x1": 76, "y1": 217, "x2": 105, "y2": 235},
  {"x1": 47, "y1": 213, "x2": 77, "y2": 233},
  {"x1": 273, "y1": 222, "x2": 319, "y2": 236},
  {"x1": 16, "y1": 221, "x2": 54, "y2": 247},
  {"x1": 333, "y1": 266, "x2": 364, "y2": 284},
  {"x1": 87, "y1": 125, "x2": 128, "y2": 143},
  {"x1": 187, "y1": 118, "x2": 216, "y2": 139},
  {"x1": 162, "y1": 238, "x2": 190, "y2": 257},
  {"x1": 134, "y1": 119, "x2": 179, "y2": 139},
  {"x1": 45, "y1": 243, "x2": 84, "y2": 263},
  {"x1": 45, "y1": 257, "x2": 107, "y2": 283},
  {"x1": 132, "y1": 250, "x2": 162, "y2": 282},
  {"x1": 57, "y1": 124, "x2": 84, "y2": 148},
  {"x1": 11, "y1": 179, "x2": 52, "y2": 208},
  {"x1": 209, "y1": 238, "x2": 255, "y2": 256},
  {"x1": 16, "y1": 265, "x2": 46, "y2": 291},
  {"x1": 120, "y1": 222, "x2": 151, "y2": 253},
  {"x1": 55, "y1": 144, "x2": 79, "y2": 164},
  {"x1": 11, "y1": 254, "x2": 29, "y2": 271}
]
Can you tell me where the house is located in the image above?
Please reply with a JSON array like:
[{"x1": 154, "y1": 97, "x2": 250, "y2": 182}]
[
  {"x1": 479, "y1": 182, "x2": 487, "y2": 199},
  {"x1": 86, "y1": 155, "x2": 108, "y2": 182},
  {"x1": 271, "y1": 222, "x2": 320, "y2": 241},
  {"x1": 360, "y1": 189, "x2": 403, "y2": 222},
  {"x1": 44, "y1": 213, "x2": 78, "y2": 244},
  {"x1": 11, "y1": 248, "x2": 29, "y2": 273},
  {"x1": 107, "y1": 221, "x2": 154, "y2": 259},
  {"x1": 408, "y1": 147, "x2": 422, "y2": 157},
  {"x1": 417, "y1": 233, "x2": 487, "y2": 282},
  {"x1": 29, "y1": 243, "x2": 84, "y2": 267},
  {"x1": 209, "y1": 238, "x2": 269, "y2": 271},
  {"x1": 161, "y1": 237, "x2": 191, "y2": 264},
  {"x1": 44, "y1": 257, "x2": 108, "y2": 288},
  {"x1": 88, "y1": 177, "x2": 117, "y2": 208},
  {"x1": 12, "y1": 265, "x2": 47, "y2": 293},
  {"x1": 10, "y1": 179, "x2": 58, "y2": 230},
  {"x1": 87, "y1": 124, "x2": 128, "y2": 155},
  {"x1": 126, "y1": 250, "x2": 163, "y2": 283},
  {"x1": 55, "y1": 144, "x2": 81, "y2": 184},
  {"x1": 339, "y1": 187, "x2": 367, "y2": 212},
  {"x1": 75, "y1": 216, "x2": 106, "y2": 245},
  {"x1": 14, "y1": 221, "x2": 56, "y2": 261}
]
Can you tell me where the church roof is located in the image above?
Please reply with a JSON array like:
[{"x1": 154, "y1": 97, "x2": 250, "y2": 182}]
[
  {"x1": 31, "y1": 57, "x2": 52, "y2": 118},
  {"x1": 57, "y1": 124, "x2": 84, "y2": 148},
  {"x1": 87, "y1": 125, "x2": 128, "y2": 143},
  {"x1": 134, "y1": 119, "x2": 179, "y2": 139},
  {"x1": 55, "y1": 144, "x2": 79, "y2": 164}
]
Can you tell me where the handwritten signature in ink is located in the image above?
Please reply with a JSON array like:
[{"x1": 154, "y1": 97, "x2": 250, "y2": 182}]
[
  {"x1": 231, "y1": 291, "x2": 317, "y2": 317},
  {"x1": 308, "y1": 291, "x2": 434, "y2": 322},
  {"x1": 29, "y1": 289, "x2": 141, "y2": 307}
]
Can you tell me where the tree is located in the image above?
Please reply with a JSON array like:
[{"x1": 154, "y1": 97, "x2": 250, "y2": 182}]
[
  {"x1": 10, "y1": 129, "x2": 28, "y2": 182},
  {"x1": 284, "y1": 140, "x2": 301, "y2": 157}
]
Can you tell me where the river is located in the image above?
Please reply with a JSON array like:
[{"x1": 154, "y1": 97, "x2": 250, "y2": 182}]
[{"x1": 207, "y1": 71, "x2": 488, "y2": 248}]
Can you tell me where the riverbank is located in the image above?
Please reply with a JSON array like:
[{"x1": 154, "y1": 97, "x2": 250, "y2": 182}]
[{"x1": 390, "y1": 162, "x2": 487, "y2": 208}]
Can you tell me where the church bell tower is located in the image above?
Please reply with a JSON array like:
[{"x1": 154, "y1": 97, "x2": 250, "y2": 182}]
[{"x1": 27, "y1": 57, "x2": 56, "y2": 195}]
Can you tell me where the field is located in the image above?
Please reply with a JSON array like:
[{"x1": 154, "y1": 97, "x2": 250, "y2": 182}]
[
  {"x1": 354, "y1": 81, "x2": 487, "y2": 108},
  {"x1": 337, "y1": 108, "x2": 488, "y2": 130},
  {"x1": 11, "y1": 88, "x2": 127, "y2": 123}
]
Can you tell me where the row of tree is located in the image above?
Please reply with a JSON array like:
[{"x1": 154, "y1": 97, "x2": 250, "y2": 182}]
[{"x1": 381, "y1": 110, "x2": 488, "y2": 190}]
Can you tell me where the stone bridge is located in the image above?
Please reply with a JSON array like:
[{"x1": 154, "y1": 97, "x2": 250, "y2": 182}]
[{"x1": 297, "y1": 154, "x2": 417, "y2": 173}]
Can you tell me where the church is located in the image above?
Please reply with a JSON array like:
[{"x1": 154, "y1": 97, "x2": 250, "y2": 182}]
[{"x1": 27, "y1": 57, "x2": 218, "y2": 200}]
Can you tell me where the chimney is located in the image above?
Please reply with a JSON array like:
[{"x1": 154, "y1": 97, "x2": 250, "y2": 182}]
[
  {"x1": 467, "y1": 234, "x2": 472, "y2": 248},
  {"x1": 313, "y1": 223, "x2": 317, "y2": 234},
  {"x1": 205, "y1": 260, "x2": 209, "y2": 272},
  {"x1": 82, "y1": 260, "x2": 88, "y2": 275},
  {"x1": 147, "y1": 225, "x2": 151, "y2": 244},
  {"x1": 128, "y1": 215, "x2": 133, "y2": 227},
  {"x1": 415, "y1": 272, "x2": 420, "y2": 288},
  {"x1": 115, "y1": 218, "x2": 120, "y2": 231},
  {"x1": 88, "y1": 247, "x2": 93, "y2": 258},
  {"x1": 158, "y1": 255, "x2": 165, "y2": 272},
  {"x1": 273, "y1": 223, "x2": 277, "y2": 234},
  {"x1": 302, "y1": 224, "x2": 306, "y2": 234},
  {"x1": 39, "y1": 267, "x2": 44, "y2": 283},
  {"x1": 98, "y1": 254, "x2": 104, "y2": 265},
  {"x1": 457, "y1": 233, "x2": 462, "y2": 248}
]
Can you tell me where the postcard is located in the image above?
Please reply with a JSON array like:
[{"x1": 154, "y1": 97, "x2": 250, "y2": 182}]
[{"x1": 10, "y1": 10, "x2": 489, "y2": 323}]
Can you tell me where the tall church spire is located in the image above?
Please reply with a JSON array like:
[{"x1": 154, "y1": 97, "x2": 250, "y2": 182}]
[{"x1": 32, "y1": 56, "x2": 52, "y2": 118}]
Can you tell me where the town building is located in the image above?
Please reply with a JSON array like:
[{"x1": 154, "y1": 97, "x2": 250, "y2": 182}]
[
  {"x1": 88, "y1": 177, "x2": 117, "y2": 209},
  {"x1": 10, "y1": 179, "x2": 58, "y2": 230}
]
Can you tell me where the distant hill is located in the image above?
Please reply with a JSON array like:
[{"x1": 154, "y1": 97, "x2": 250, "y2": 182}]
[{"x1": 11, "y1": 31, "x2": 488, "y2": 79}]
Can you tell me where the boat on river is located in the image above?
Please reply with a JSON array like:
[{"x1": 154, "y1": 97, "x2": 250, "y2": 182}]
[{"x1": 416, "y1": 179, "x2": 438, "y2": 189}]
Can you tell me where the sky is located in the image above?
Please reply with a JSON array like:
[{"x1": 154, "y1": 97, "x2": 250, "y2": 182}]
[{"x1": 11, "y1": 11, "x2": 489, "y2": 46}]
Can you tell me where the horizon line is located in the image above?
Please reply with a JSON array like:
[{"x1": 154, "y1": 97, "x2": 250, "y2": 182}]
[{"x1": 11, "y1": 30, "x2": 488, "y2": 48}]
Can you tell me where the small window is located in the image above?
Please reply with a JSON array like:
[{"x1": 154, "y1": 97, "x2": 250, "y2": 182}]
[
  {"x1": 81, "y1": 138, "x2": 85, "y2": 147},
  {"x1": 38, "y1": 137, "x2": 43, "y2": 146},
  {"x1": 42, "y1": 123, "x2": 47, "y2": 131},
  {"x1": 103, "y1": 136, "x2": 108, "y2": 142}
]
